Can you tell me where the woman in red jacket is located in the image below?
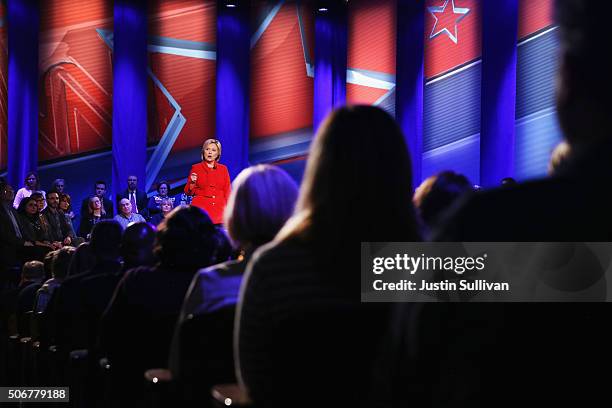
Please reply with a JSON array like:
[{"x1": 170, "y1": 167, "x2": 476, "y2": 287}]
[{"x1": 184, "y1": 139, "x2": 231, "y2": 225}]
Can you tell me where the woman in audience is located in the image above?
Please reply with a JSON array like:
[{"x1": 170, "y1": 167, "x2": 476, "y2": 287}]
[
  {"x1": 147, "y1": 180, "x2": 174, "y2": 217},
  {"x1": 413, "y1": 171, "x2": 472, "y2": 235},
  {"x1": 78, "y1": 196, "x2": 111, "y2": 240},
  {"x1": 17, "y1": 197, "x2": 54, "y2": 251},
  {"x1": 58, "y1": 193, "x2": 83, "y2": 245},
  {"x1": 169, "y1": 164, "x2": 298, "y2": 400},
  {"x1": 58, "y1": 191, "x2": 75, "y2": 220},
  {"x1": 99, "y1": 206, "x2": 221, "y2": 408},
  {"x1": 150, "y1": 197, "x2": 174, "y2": 226},
  {"x1": 184, "y1": 139, "x2": 231, "y2": 225},
  {"x1": 13, "y1": 171, "x2": 45, "y2": 209},
  {"x1": 235, "y1": 105, "x2": 420, "y2": 408}
]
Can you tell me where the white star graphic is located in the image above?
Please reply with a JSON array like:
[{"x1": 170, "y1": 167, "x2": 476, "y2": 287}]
[{"x1": 428, "y1": 0, "x2": 470, "y2": 44}]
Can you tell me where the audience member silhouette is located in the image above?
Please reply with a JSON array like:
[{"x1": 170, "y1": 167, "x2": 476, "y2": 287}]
[
  {"x1": 236, "y1": 105, "x2": 420, "y2": 408},
  {"x1": 99, "y1": 206, "x2": 220, "y2": 408},
  {"x1": 51, "y1": 221, "x2": 122, "y2": 353},
  {"x1": 385, "y1": 1, "x2": 612, "y2": 406},
  {"x1": 413, "y1": 171, "x2": 472, "y2": 234},
  {"x1": 120, "y1": 222, "x2": 156, "y2": 271},
  {"x1": 169, "y1": 164, "x2": 299, "y2": 402}
]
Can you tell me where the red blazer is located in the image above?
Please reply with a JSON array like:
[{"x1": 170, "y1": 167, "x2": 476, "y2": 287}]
[{"x1": 184, "y1": 162, "x2": 231, "y2": 224}]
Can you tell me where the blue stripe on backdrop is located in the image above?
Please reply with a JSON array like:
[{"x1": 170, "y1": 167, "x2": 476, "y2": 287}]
[
  {"x1": 422, "y1": 134, "x2": 480, "y2": 186},
  {"x1": 424, "y1": 63, "x2": 482, "y2": 152},
  {"x1": 515, "y1": 27, "x2": 559, "y2": 119},
  {"x1": 513, "y1": 27, "x2": 561, "y2": 180}
]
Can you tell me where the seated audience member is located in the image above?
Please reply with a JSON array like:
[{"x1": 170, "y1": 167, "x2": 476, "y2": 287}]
[
  {"x1": 99, "y1": 206, "x2": 220, "y2": 408},
  {"x1": 15, "y1": 261, "x2": 46, "y2": 336},
  {"x1": 500, "y1": 177, "x2": 517, "y2": 187},
  {"x1": 59, "y1": 191, "x2": 75, "y2": 220},
  {"x1": 80, "y1": 180, "x2": 114, "y2": 219},
  {"x1": 236, "y1": 106, "x2": 420, "y2": 408},
  {"x1": 51, "y1": 179, "x2": 65, "y2": 194},
  {"x1": 17, "y1": 197, "x2": 54, "y2": 253},
  {"x1": 150, "y1": 197, "x2": 174, "y2": 226},
  {"x1": 35, "y1": 247, "x2": 75, "y2": 314},
  {"x1": 13, "y1": 171, "x2": 45, "y2": 209},
  {"x1": 42, "y1": 190, "x2": 73, "y2": 247},
  {"x1": 79, "y1": 196, "x2": 112, "y2": 240},
  {"x1": 385, "y1": 2, "x2": 612, "y2": 407},
  {"x1": 120, "y1": 222, "x2": 156, "y2": 271},
  {"x1": 114, "y1": 198, "x2": 146, "y2": 230},
  {"x1": 147, "y1": 180, "x2": 174, "y2": 217},
  {"x1": 116, "y1": 175, "x2": 148, "y2": 220},
  {"x1": 50, "y1": 221, "x2": 123, "y2": 353},
  {"x1": 0, "y1": 180, "x2": 33, "y2": 277},
  {"x1": 67, "y1": 242, "x2": 95, "y2": 277},
  {"x1": 169, "y1": 164, "x2": 298, "y2": 398},
  {"x1": 59, "y1": 193, "x2": 82, "y2": 244},
  {"x1": 413, "y1": 171, "x2": 472, "y2": 234},
  {"x1": 548, "y1": 140, "x2": 572, "y2": 175}
]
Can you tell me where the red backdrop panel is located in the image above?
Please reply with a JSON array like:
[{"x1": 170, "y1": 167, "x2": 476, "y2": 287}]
[
  {"x1": 347, "y1": 0, "x2": 396, "y2": 107},
  {"x1": 38, "y1": 0, "x2": 113, "y2": 161},
  {"x1": 250, "y1": 1, "x2": 314, "y2": 139},
  {"x1": 424, "y1": 0, "x2": 481, "y2": 79},
  {"x1": 148, "y1": 0, "x2": 216, "y2": 152}
]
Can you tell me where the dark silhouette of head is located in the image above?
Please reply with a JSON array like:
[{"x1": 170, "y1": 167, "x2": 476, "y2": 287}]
[
  {"x1": 155, "y1": 206, "x2": 218, "y2": 271},
  {"x1": 53, "y1": 246, "x2": 76, "y2": 280},
  {"x1": 225, "y1": 164, "x2": 298, "y2": 250},
  {"x1": 21, "y1": 260, "x2": 45, "y2": 285},
  {"x1": 68, "y1": 242, "x2": 96, "y2": 276},
  {"x1": 500, "y1": 177, "x2": 518, "y2": 187},
  {"x1": 278, "y1": 105, "x2": 420, "y2": 246},
  {"x1": 90, "y1": 220, "x2": 123, "y2": 262},
  {"x1": 555, "y1": 0, "x2": 612, "y2": 146},
  {"x1": 121, "y1": 222, "x2": 156, "y2": 269},
  {"x1": 416, "y1": 171, "x2": 472, "y2": 228}
]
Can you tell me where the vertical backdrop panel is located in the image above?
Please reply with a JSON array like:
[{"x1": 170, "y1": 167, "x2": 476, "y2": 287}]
[
  {"x1": 0, "y1": 0, "x2": 7, "y2": 173},
  {"x1": 7, "y1": 0, "x2": 39, "y2": 188},
  {"x1": 37, "y1": 0, "x2": 113, "y2": 224},
  {"x1": 422, "y1": 0, "x2": 482, "y2": 185},
  {"x1": 112, "y1": 0, "x2": 147, "y2": 205},
  {"x1": 146, "y1": 0, "x2": 217, "y2": 191}
]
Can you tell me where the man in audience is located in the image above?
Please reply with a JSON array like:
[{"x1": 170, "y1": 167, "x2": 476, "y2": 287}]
[
  {"x1": 0, "y1": 180, "x2": 33, "y2": 285},
  {"x1": 114, "y1": 198, "x2": 146, "y2": 230},
  {"x1": 42, "y1": 191, "x2": 73, "y2": 246},
  {"x1": 80, "y1": 181, "x2": 114, "y2": 219},
  {"x1": 116, "y1": 175, "x2": 148, "y2": 220},
  {"x1": 386, "y1": 2, "x2": 612, "y2": 406}
]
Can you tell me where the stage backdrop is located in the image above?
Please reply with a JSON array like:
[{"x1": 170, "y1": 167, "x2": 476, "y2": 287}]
[
  {"x1": 422, "y1": 0, "x2": 482, "y2": 185},
  {"x1": 346, "y1": 0, "x2": 396, "y2": 117},
  {"x1": 36, "y1": 0, "x2": 113, "y2": 228},
  {"x1": 248, "y1": 0, "x2": 315, "y2": 181},
  {"x1": 0, "y1": 0, "x2": 7, "y2": 173},
  {"x1": 146, "y1": 0, "x2": 216, "y2": 193},
  {"x1": 514, "y1": 0, "x2": 559, "y2": 180}
]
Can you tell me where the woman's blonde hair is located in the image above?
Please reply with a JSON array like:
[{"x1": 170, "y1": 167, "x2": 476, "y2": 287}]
[{"x1": 201, "y1": 139, "x2": 222, "y2": 162}]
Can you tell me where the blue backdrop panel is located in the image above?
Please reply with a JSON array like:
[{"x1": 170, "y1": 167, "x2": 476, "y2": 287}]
[
  {"x1": 422, "y1": 134, "x2": 480, "y2": 186},
  {"x1": 7, "y1": 0, "x2": 39, "y2": 188},
  {"x1": 396, "y1": 0, "x2": 424, "y2": 186},
  {"x1": 514, "y1": 27, "x2": 561, "y2": 180},
  {"x1": 422, "y1": 63, "x2": 481, "y2": 184},
  {"x1": 217, "y1": 2, "x2": 250, "y2": 180},
  {"x1": 112, "y1": 0, "x2": 148, "y2": 206}
]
